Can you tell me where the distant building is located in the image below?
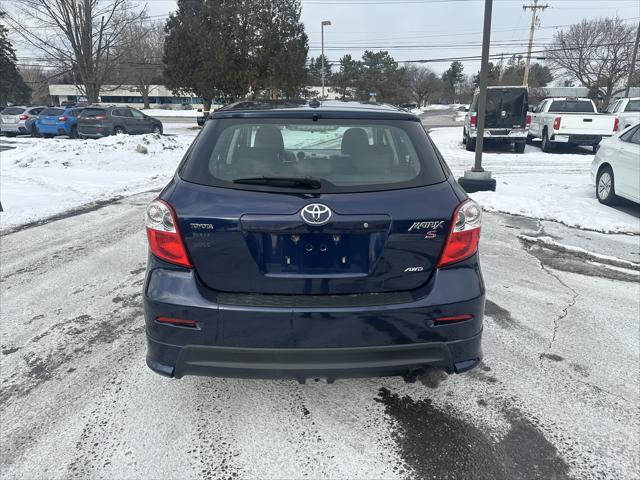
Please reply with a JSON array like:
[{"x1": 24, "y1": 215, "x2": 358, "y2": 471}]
[
  {"x1": 48, "y1": 84, "x2": 344, "y2": 107},
  {"x1": 535, "y1": 86, "x2": 640, "y2": 99},
  {"x1": 48, "y1": 84, "x2": 203, "y2": 108}
]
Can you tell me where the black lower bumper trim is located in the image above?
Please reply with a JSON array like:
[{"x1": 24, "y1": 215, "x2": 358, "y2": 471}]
[{"x1": 154, "y1": 333, "x2": 482, "y2": 380}]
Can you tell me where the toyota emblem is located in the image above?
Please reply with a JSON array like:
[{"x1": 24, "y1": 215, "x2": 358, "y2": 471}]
[{"x1": 301, "y1": 203, "x2": 332, "y2": 226}]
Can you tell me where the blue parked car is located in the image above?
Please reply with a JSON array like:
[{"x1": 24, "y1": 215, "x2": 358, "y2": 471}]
[
  {"x1": 143, "y1": 101, "x2": 485, "y2": 383},
  {"x1": 35, "y1": 106, "x2": 83, "y2": 138}
]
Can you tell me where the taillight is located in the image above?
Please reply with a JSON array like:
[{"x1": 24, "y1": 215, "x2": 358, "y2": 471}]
[
  {"x1": 95, "y1": 115, "x2": 107, "y2": 120},
  {"x1": 613, "y1": 117, "x2": 619, "y2": 132},
  {"x1": 156, "y1": 316, "x2": 198, "y2": 328},
  {"x1": 526, "y1": 114, "x2": 532, "y2": 126},
  {"x1": 19, "y1": 114, "x2": 28, "y2": 120},
  {"x1": 145, "y1": 199, "x2": 192, "y2": 268},
  {"x1": 58, "y1": 116, "x2": 68, "y2": 121},
  {"x1": 553, "y1": 116, "x2": 561, "y2": 130},
  {"x1": 434, "y1": 314, "x2": 474, "y2": 325},
  {"x1": 438, "y1": 199, "x2": 482, "y2": 267},
  {"x1": 470, "y1": 115, "x2": 477, "y2": 127}
]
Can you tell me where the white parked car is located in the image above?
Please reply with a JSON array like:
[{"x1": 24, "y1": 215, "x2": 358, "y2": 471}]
[
  {"x1": 0, "y1": 106, "x2": 46, "y2": 136},
  {"x1": 529, "y1": 97, "x2": 618, "y2": 153},
  {"x1": 591, "y1": 123, "x2": 640, "y2": 205},
  {"x1": 606, "y1": 97, "x2": 640, "y2": 131}
]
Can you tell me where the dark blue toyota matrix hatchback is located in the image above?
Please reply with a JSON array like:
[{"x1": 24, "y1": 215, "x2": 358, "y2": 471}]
[{"x1": 143, "y1": 101, "x2": 485, "y2": 382}]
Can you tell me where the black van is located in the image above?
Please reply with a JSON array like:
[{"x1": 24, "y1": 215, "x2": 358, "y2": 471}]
[{"x1": 463, "y1": 86, "x2": 530, "y2": 153}]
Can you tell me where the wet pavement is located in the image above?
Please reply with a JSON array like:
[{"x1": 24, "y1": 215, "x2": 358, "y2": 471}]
[{"x1": 1, "y1": 189, "x2": 638, "y2": 479}]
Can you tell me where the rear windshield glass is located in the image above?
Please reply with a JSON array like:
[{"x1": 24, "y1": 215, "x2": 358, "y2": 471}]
[
  {"x1": 41, "y1": 108, "x2": 64, "y2": 116},
  {"x1": 471, "y1": 89, "x2": 528, "y2": 113},
  {"x1": 625, "y1": 99, "x2": 640, "y2": 112},
  {"x1": 179, "y1": 118, "x2": 446, "y2": 193},
  {"x1": 548, "y1": 100, "x2": 595, "y2": 113},
  {"x1": 81, "y1": 108, "x2": 106, "y2": 118},
  {"x1": 2, "y1": 107, "x2": 25, "y2": 115}
]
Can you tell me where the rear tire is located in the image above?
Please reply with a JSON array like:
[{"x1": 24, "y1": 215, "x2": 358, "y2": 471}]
[
  {"x1": 70, "y1": 126, "x2": 78, "y2": 139},
  {"x1": 514, "y1": 141, "x2": 526, "y2": 153},
  {"x1": 113, "y1": 126, "x2": 126, "y2": 135},
  {"x1": 465, "y1": 135, "x2": 476, "y2": 152},
  {"x1": 462, "y1": 129, "x2": 467, "y2": 145},
  {"x1": 526, "y1": 134, "x2": 533, "y2": 144},
  {"x1": 596, "y1": 166, "x2": 618, "y2": 205},
  {"x1": 31, "y1": 126, "x2": 40, "y2": 138},
  {"x1": 541, "y1": 129, "x2": 554, "y2": 153}
]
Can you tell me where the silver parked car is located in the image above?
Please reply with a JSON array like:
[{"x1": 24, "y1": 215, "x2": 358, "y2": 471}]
[{"x1": 0, "y1": 106, "x2": 46, "y2": 136}]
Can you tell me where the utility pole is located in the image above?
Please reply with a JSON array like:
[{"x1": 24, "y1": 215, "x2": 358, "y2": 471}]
[
  {"x1": 625, "y1": 21, "x2": 640, "y2": 97},
  {"x1": 321, "y1": 20, "x2": 331, "y2": 98},
  {"x1": 457, "y1": 0, "x2": 496, "y2": 193},
  {"x1": 522, "y1": 0, "x2": 548, "y2": 86}
]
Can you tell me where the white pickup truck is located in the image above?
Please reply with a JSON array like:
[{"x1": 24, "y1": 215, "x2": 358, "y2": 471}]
[
  {"x1": 606, "y1": 97, "x2": 640, "y2": 130},
  {"x1": 528, "y1": 97, "x2": 618, "y2": 153}
]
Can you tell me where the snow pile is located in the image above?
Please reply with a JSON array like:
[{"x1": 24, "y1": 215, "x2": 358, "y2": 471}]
[
  {"x1": 0, "y1": 133, "x2": 194, "y2": 229},
  {"x1": 411, "y1": 104, "x2": 467, "y2": 115},
  {"x1": 140, "y1": 109, "x2": 200, "y2": 118},
  {"x1": 430, "y1": 127, "x2": 640, "y2": 234}
]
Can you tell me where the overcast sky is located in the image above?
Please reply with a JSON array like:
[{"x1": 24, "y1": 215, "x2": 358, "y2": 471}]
[{"x1": 8, "y1": 0, "x2": 640, "y2": 77}]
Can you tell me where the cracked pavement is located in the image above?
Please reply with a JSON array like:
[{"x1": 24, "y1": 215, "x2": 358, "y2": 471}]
[{"x1": 1, "y1": 191, "x2": 639, "y2": 479}]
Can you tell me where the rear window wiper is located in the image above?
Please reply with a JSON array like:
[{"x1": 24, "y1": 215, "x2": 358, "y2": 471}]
[{"x1": 232, "y1": 176, "x2": 323, "y2": 189}]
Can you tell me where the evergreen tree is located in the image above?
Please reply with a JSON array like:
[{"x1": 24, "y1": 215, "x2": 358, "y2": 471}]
[
  {"x1": 164, "y1": 0, "x2": 308, "y2": 105},
  {"x1": 0, "y1": 12, "x2": 31, "y2": 105},
  {"x1": 253, "y1": 0, "x2": 308, "y2": 99},
  {"x1": 356, "y1": 50, "x2": 406, "y2": 103},
  {"x1": 441, "y1": 61, "x2": 464, "y2": 103},
  {"x1": 307, "y1": 55, "x2": 332, "y2": 86},
  {"x1": 333, "y1": 54, "x2": 360, "y2": 99}
]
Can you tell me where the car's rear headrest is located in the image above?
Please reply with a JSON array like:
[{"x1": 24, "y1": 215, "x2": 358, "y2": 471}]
[
  {"x1": 341, "y1": 127, "x2": 369, "y2": 155},
  {"x1": 254, "y1": 126, "x2": 284, "y2": 151}
]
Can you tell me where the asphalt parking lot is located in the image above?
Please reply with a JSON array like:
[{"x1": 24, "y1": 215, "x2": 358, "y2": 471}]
[{"x1": 1, "y1": 180, "x2": 638, "y2": 478}]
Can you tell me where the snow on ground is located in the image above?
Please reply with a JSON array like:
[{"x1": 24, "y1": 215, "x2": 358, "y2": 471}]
[
  {"x1": 2, "y1": 125, "x2": 637, "y2": 235},
  {"x1": 0, "y1": 133, "x2": 194, "y2": 229},
  {"x1": 430, "y1": 127, "x2": 640, "y2": 234},
  {"x1": 140, "y1": 108, "x2": 200, "y2": 118},
  {"x1": 411, "y1": 104, "x2": 466, "y2": 115}
]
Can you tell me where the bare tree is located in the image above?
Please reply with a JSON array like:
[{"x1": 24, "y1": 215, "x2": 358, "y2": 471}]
[
  {"x1": 545, "y1": 17, "x2": 637, "y2": 107},
  {"x1": 19, "y1": 66, "x2": 51, "y2": 104},
  {"x1": 8, "y1": 0, "x2": 143, "y2": 104},
  {"x1": 406, "y1": 65, "x2": 442, "y2": 107},
  {"x1": 120, "y1": 18, "x2": 165, "y2": 109}
]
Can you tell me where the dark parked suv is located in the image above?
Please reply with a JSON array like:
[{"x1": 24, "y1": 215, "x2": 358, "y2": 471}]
[
  {"x1": 144, "y1": 101, "x2": 485, "y2": 383},
  {"x1": 78, "y1": 106, "x2": 163, "y2": 138}
]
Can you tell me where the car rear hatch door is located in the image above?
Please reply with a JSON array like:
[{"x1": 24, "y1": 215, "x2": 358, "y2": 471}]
[
  {"x1": 484, "y1": 88, "x2": 528, "y2": 130},
  {"x1": 0, "y1": 107, "x2": 25, "y2": 124},
  {"x1": 167, "y1": 180, "x2": 459, "y2": 295},
  {"x1": 78, "y1": 108, "x2": 106, "y2": 133},
  {"x1": 38, "y1": 108, "x2": 65, "y2": 127}
]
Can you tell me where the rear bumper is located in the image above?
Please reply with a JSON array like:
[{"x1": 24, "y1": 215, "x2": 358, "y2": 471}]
[
  {"x1": 469, "y1": 128, "x2": 527, "y2": 139},
  {"x1": 37, "y1": 124, "x2": 66, "y2": 135},
  {"x1": 1, "y1": 124, "x2": 27, "y2": 133},
  {"x1": 147, "y1": 332, "x2": 482, "y2": 381},
  {"x1": 551, "y1": 133, "x2": 608, "y2": 145},
  {"x1": 78, "y1": 126, "x2": 110, "y2": 138},
  {"x1": 143, "y1": 254, "x2": 485, "y2": 380}
]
